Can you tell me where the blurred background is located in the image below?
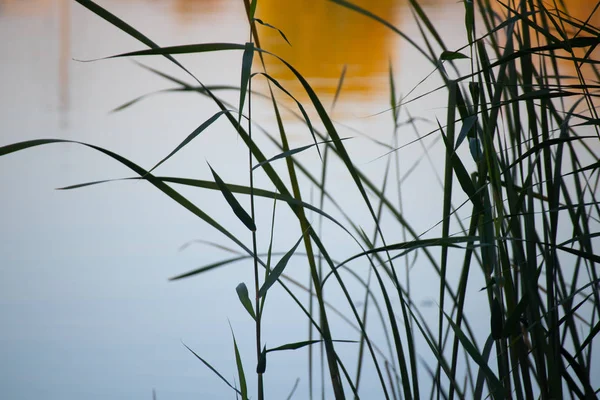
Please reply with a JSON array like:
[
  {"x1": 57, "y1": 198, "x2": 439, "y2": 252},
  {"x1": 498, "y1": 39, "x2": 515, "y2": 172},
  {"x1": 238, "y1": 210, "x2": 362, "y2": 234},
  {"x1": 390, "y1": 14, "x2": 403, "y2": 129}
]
[{"x1": 0, "y1": 1, "x2": 598, "y2": 399}]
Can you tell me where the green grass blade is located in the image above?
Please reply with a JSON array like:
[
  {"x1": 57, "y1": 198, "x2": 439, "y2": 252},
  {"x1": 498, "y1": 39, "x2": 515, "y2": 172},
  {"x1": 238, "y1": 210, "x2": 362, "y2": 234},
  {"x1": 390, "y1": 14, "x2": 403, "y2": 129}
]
[
  {"x1": 208, "y1": 164, "x2": 256, "y2": 232},
  {"x1": 253, "y1": 19, "x2": 291, "y2": 46},
  {"x1": 182, "y1": 342, "x2": 242, "y2": 396},
  {"x1": 440, "y1": 51, "x2": 469, "y2": 61},
  {"x1": 267, "y1": 339, "x2": 355, "y2": 353},
  {"x1": 236, "y1": 283, "x2": 256, "y2": 320},
  {"x1": 252, "y1": 139, "x2": 348, "y2": 171},
  {"x1": 258, "y1": 233, "x2": 304, "y2": 297},
  {"x1": 238, "y1": 42, "x2": 254, "y2": 127},
  {"x1": 149, "y1": 111, "x2": 230, "y2": 174},
  {"x1": 444, "y1": 313, "x2": 506, "y2": 399},
  {"x1": 249, "y1": 0, "x2": 257, "y2": 20},
  {"x1": 229, "y1": 328, "x2": 248, "y2": 400},
  {"x1": 455, "y1": 115, "x2": 478, "y2": 150},
  {"x1": 285, "y1": 378, "x2": 300, "y2": 400},
  {"x1": 0, "y1": 139, "x2": 258, "y2": 262}
]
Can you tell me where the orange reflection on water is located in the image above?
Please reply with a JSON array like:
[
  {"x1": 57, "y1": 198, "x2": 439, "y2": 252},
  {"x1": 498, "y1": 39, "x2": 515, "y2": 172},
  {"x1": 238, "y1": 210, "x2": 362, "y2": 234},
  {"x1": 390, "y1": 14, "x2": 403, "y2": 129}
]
[
  {"x1": 256, "y1": 0, "x2": 402, "y2": 98},
  {"x1": 170, "y1": 0, "x2": 227, "y2": 22}
]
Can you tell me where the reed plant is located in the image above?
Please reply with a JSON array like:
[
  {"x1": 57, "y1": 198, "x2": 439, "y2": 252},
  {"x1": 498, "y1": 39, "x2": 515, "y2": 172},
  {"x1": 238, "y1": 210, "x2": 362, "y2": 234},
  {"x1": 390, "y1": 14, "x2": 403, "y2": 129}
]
[{"x1": 2, "y1": 0, "x2": 599, "y2": 398}]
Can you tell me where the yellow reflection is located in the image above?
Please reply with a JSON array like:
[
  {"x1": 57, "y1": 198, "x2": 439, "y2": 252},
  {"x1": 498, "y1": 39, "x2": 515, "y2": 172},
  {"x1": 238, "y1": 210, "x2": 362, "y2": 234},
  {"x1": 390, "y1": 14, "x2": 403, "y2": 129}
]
[
  {"x1": 256, "y1": 0, "x2": 402, "y2": 98},
  {"x1": 170, "y1": 0, "x2": 226, "y2": 22}
]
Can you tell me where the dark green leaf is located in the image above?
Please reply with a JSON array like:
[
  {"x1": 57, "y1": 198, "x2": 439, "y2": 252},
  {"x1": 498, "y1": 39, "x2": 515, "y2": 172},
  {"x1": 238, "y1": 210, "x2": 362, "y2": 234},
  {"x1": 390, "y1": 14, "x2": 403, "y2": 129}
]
[
  {"x1": 444, "y1": 313, "x2": 507, "y2": 398},
  {"x1": 252, "y1": 138, "x2": 349, "y2": 171},
  {"x1": 208, "y1": 164, "x2": 256, "y2": 232},
  {"x1": 440, "y1": 50, "x2": 469, "y2": 61},
  {"x1": 258, "y1": 233, "x2": 305, "y2": 297},
  {"x1": 256, "y1": 345, "x2": 267, "y2": 373},
  {"x1": 479, "y1": 277, "x2": 496, "y2": 292},
  {"x1": 574, "y1": 319, "x2": 600, "y2": 359},
  {"x1": 266, "y1": 339, "x2": 355, "y2": 353},
  {"x1": 254, "y1": 18, "x2": 291, "y2": 46},
  {"x1": 267, "y1": 340, "x2": 321, "y2": 353},
  {"x1": 230, "y1": 329, "x2": 248, "y2": 400},
  {"x1": 149, "y1": 111, "x2": 230, "y2": 174},
  {"x1": 83, "y1": 42, "x2": 247, "y2": 61},
  {"x1": 235, "y1": 283, "x2": 256, "y2": 320},
  {"x1": 182, "y1": 343, "x2": 242, "y2": 396},
  {"x1": 249, "y1": 0, "x2": 258, "y2": 19},
  {"x1": 455, "y1": 115, "x2": 477, "y2": 149},
  {"x1": 468, "y1": 81, "x2": 479, "y2": 112},
  {"x1": 238, "y1": 42, "x2": 254, "y2": 127},
  {"x1": 490, "y1": 297, "x2": 504, "y2": 340},
  {"x1": 468, "y1": 137, "x2": 482, "y2": 162},
  {"x1": 464, "y1": 0, "x2": 474, "y2": 44},
  {"x1": 502, "y1": 296, "x2": 529, "y2": 338}
]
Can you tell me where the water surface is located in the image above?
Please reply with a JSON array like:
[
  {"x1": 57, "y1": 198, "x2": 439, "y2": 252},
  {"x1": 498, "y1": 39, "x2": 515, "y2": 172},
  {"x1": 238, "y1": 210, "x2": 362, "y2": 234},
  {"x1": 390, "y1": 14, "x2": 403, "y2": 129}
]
[{"x1": 1, "y1": 1, "x2": 596, "y2": 399}]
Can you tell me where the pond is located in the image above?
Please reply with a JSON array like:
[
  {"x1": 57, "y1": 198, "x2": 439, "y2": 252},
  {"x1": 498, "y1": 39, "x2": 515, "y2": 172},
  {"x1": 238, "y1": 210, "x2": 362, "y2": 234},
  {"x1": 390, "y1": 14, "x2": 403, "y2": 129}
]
[{"x1": 1, "y1": 0, "x2": 598, "y2": 399}]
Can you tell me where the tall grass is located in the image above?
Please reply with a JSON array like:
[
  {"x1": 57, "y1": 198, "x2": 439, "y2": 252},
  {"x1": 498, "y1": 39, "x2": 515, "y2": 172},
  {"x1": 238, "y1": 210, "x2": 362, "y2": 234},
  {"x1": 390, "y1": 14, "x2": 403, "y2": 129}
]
[{"x1": 2, "y1": 0, "x2": 599, "y2": 398}]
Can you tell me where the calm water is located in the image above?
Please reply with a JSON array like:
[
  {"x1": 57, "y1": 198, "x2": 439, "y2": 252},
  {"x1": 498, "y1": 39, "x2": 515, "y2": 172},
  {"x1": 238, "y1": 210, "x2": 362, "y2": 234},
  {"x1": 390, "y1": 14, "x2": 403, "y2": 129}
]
[{"x1": 0, "y1": 1, "x2": 597, "y2": 399}]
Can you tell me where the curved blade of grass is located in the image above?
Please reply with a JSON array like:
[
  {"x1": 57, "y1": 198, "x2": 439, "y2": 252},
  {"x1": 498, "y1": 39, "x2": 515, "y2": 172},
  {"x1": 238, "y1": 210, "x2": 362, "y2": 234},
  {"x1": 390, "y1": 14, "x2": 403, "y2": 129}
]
[
  {"x1": 332, "y1": 64, "x2": 347, "y2": 112},
  {"x1": 238, "y1": 42, "x2": 254, "y2": 127},
  {"x1": 253, "y1": 72, "x2": 321, "y2": 159},
  {"x1": 171, "y1": 255, "x2": 250, "y2": 280},
  {"x1": 443, "y1": 313, "x2": 506, "y2": 399},
  {"x1": 229, "y1": 327, "x2": 248, "y2": 400},
  {"x1": 208, "y1": 164, "x2": 256, "y2": 232},
  {"x1": 74, "y1": 0, "x2": 161, "y2": 53},
  {"x1": 149, "y1": 110, "x2": 230, "y2": 174},
  {"x1": 440, "y1": 51, "x2": 469, "y2": 61},
  {"x1": 473, "y1": 336, "x2": 495, "y2": 400},
  {"x1": 110, "y1": 85, "x2": 240, "y2": 113},
  {"x1": 455, "y1": 115, "x2": 478, "y2": 150},
  {"x1": 73, "y1": 0, "x2": 204, "y2": 88},
  {"x1": 179, "y1": 239, "x2": 242, "y2": 255},
  {"x1": 463, "y1": 0, "x2": 474, "y2": 44},
  {"x1": 258, "y1": 232, "x2": 304, "y2": 297},
  {"x1": 560, "y1": 347, "x2": 596, "y2": 398},
  {"x1": 0, "y1": 139, "x2": 257, "y2": 262},
  {"x1": 182, "y1": 342, "x2": 242, "y2": 396},
  {"x1": 79, "y1": 42, "x2": 247, "y2": 61},
  {"x1": 236, "y1": 283, "x2": 256, "y2": 320},
  {"x1": 249, "y1": 0, "x2": 257, "y2": 19},
  {"x1": 573, "y1": 319, "x2": 600, "y2": 360},
  {"x1": 56, "y1": 175, "x2": 357, "y2": 243},
  {"x1": 285, "y1": 378, "x2": 300, "y2": 400},
  {"x1": 266, "y1": 339, "x2": 356, "y2": 353},
  {"x1": 336, "y1": 236, "x2": 479, "y2": 268},
  {"x1": 253, "y1": 19, "x2": 291, "y2": 46},
  {"x1": 439, "y1": 124, "x2": 478, "y2": 207},
  {"x1": 252, "y1": 138, "x2": 349, "y2": 171},
  {"x1": 404, "y1": 302, "x2": 465, "y2": 398}
]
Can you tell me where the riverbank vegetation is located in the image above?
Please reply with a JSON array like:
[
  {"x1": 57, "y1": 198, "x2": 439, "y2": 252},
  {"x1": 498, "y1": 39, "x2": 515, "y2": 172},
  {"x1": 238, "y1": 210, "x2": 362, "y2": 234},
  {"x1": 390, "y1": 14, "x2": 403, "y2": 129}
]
[{"x1": 2, "y1": 0, "x2": 599, "y2": 398}]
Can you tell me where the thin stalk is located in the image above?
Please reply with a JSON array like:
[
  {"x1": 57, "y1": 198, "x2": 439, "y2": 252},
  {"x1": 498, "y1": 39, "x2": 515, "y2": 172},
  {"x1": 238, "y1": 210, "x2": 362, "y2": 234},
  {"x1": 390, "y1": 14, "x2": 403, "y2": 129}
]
[{"x1": 245, "y1": 24, "x2": 264, "y2": 400}]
